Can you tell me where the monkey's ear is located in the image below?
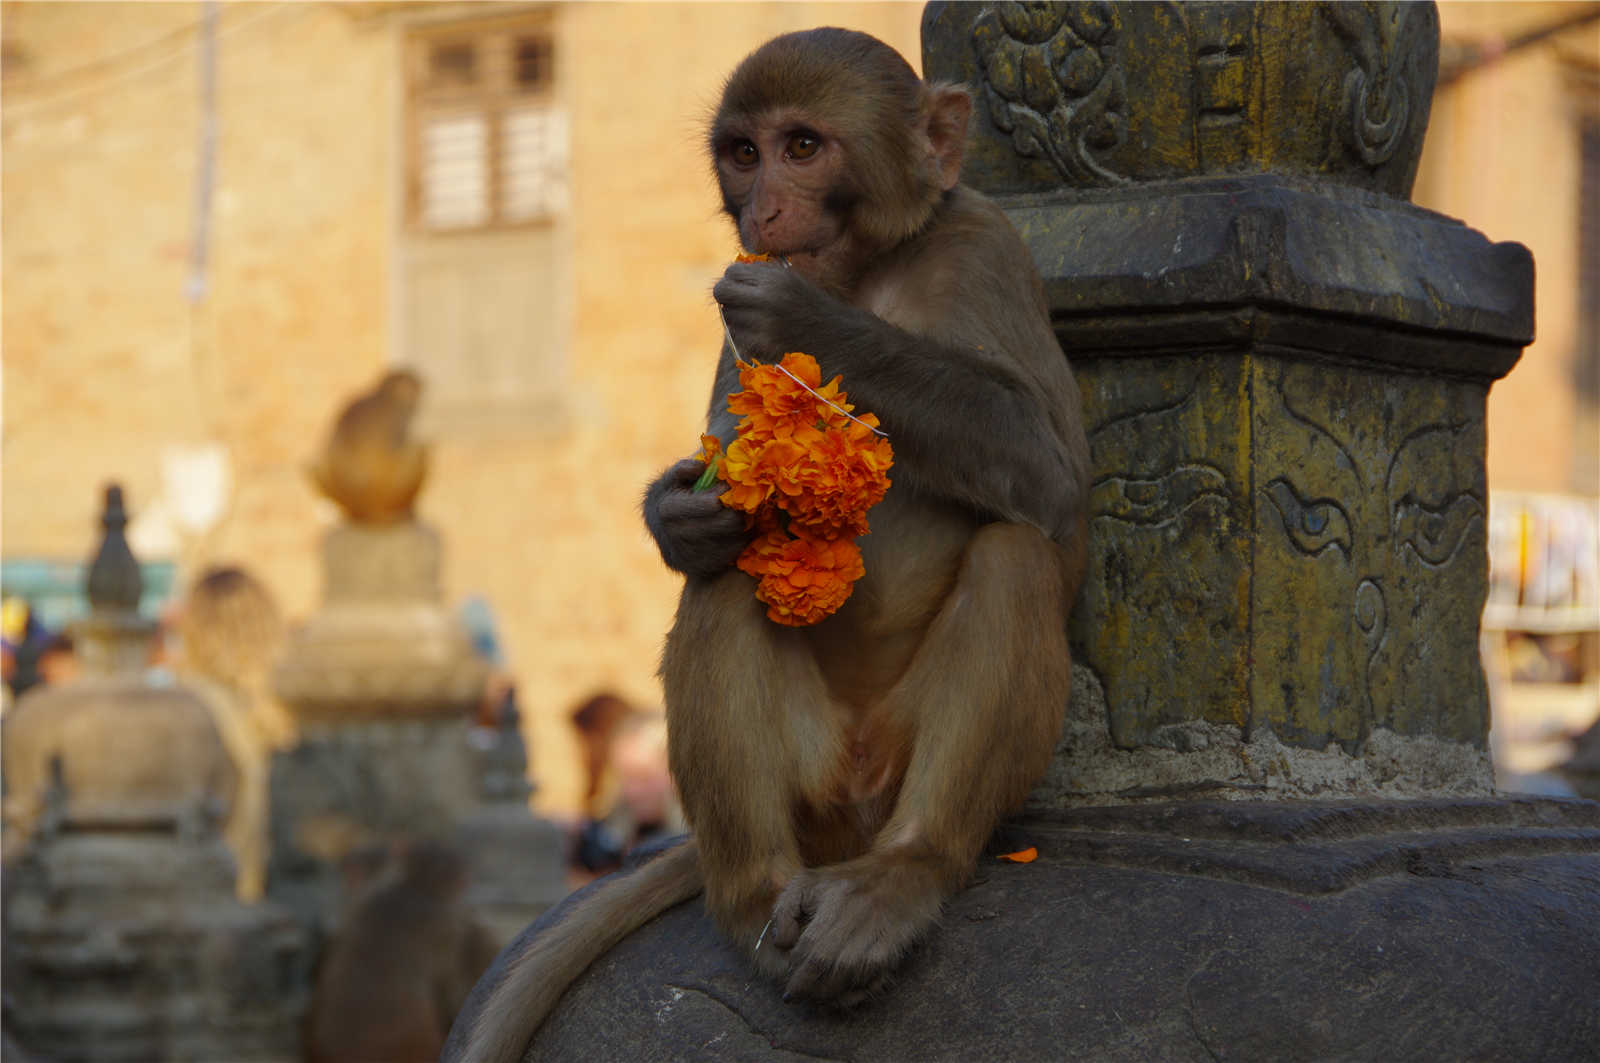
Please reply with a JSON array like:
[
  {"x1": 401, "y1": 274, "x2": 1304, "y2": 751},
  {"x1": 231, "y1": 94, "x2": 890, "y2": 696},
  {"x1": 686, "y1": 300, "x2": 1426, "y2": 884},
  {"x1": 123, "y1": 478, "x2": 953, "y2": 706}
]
[{"x1": 922, "y1": 82, "x2": 972, "y2": 192}]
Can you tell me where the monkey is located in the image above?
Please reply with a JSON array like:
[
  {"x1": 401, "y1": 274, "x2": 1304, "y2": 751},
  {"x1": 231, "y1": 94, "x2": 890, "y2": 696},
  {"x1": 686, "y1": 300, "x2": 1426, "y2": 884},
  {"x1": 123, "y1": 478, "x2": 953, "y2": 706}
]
[
  {"x1": 448, "y1": 28, "x2": 1089, "y2": 1062},
  {"x1": 304, "y1": 841, "x2": 500, "y2": 1063},
  {"x1": 308, "y1": 368, "x2": 428, "y2": 524}
]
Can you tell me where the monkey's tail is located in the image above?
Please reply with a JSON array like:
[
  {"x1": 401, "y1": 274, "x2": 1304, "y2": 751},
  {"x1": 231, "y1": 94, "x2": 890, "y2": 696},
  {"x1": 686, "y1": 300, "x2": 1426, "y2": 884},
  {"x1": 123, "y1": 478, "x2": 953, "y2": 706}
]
[{"x1": 456, "y1": 838, "x2": 704, "y2": 1063}]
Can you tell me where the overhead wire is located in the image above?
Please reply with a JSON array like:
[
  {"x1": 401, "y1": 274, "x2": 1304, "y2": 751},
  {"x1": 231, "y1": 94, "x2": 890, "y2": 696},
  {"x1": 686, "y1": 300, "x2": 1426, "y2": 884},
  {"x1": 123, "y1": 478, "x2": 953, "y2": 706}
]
[{"x1": 2, "y1": 3, "x2": 299, "y2": 119}]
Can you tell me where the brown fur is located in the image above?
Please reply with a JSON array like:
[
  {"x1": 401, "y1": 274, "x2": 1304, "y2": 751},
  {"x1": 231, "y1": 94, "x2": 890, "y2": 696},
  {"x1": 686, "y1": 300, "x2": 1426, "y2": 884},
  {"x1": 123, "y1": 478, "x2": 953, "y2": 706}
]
[
  {"x1": 308, "y1": 369, "x2": 428, "y2": 524},
  {"x1": 453, "y1": 30, "x2": 1089, "y2": 1061},
  {"x1": 305, "y1": 843, "x2": 499, "y2": 1063}
]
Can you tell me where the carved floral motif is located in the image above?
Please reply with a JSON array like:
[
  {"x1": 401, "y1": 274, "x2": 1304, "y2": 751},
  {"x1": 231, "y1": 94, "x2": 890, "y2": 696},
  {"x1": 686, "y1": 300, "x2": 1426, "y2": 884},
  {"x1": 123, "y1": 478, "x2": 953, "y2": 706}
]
[{"x1": 971, "y1": 1, "x2": 1129, "y2": 185}]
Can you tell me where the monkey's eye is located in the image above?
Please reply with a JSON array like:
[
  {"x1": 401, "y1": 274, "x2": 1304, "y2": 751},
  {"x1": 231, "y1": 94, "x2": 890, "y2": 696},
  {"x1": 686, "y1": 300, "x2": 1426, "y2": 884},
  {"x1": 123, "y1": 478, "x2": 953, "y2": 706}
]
[
  {"x1": 786, "y1": 133, "x2": 821, "y2": 160},
  {"x1": 731, "y1": 140, "x2": 759, "y2": 167}
]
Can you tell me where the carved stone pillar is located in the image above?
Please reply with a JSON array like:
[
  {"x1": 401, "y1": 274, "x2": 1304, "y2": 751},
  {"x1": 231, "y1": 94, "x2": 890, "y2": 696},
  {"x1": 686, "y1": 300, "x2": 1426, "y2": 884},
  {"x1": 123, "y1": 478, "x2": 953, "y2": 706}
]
[{"x1": 927, "y1": 0, "x2": 1531, "y2": 801}]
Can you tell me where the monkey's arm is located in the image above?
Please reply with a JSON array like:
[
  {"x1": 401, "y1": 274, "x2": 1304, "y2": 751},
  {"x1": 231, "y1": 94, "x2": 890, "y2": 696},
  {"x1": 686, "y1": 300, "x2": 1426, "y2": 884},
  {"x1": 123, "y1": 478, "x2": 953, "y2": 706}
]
[
  {"x1": 641, "y1": 342, "x2": 753, "y2": 578},
  {"x1": 715, "y1": 263, "x2": 1087, "y2": 547}
]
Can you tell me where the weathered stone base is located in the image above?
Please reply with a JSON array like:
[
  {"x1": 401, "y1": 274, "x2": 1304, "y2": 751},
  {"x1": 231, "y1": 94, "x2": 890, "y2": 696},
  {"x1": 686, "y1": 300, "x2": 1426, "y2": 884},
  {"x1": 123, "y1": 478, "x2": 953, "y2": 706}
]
[
  {"x1": 272, "y1": 519, "x2": 488, "y2": 720},
  {"x1": 1027, "y1": 666, "x2": 1495, "y2": 808},
  {"x1": 4, "y1": 832, "x2": 308, "y2": 1063},
  {"x1": 266, "y1": 717, "x2": 566, "y2": 943},
  {"x1": 456, "y1": 797, "x2": 1600, "y2": 1063}
]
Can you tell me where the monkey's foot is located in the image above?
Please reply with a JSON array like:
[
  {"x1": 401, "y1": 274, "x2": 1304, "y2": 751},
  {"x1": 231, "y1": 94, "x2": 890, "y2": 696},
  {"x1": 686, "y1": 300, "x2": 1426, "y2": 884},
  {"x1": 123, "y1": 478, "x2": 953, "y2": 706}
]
[{"x1": 766, "y1": 856, "x2": 947, "y2": 1006}]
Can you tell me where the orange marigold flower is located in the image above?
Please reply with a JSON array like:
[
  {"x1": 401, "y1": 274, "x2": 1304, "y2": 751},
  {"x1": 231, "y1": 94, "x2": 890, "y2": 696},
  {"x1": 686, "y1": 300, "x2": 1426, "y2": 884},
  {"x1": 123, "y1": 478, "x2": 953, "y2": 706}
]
[
  {"x1": 786, "y1": 422, "x2": 894, "y2": 538},
  {"x1": 720, "y1": 436, "x2": 811, "y2": 514},
  {"x1": 728, "y1": 353, "x2": 851, "y2": 439},
  {"x1": 736, "y1": 530, "x2": 865, "y2": 627},
  {"x1": 700, "y1": 338, "x2": 892, "y2": 626}
]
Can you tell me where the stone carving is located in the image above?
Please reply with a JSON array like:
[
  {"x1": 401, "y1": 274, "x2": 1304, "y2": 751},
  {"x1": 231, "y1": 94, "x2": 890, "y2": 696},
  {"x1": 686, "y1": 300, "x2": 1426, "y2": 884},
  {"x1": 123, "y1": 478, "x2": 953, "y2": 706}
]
[
  {"x1": 1070, "y1": 357, "x2": 1250, "y2": 749},
  {"x1": 924, "y1": 0, "x2": 1440, "y2": 197},
  {"x1": 1253, "y1": 361, "x2": 1490, "y2": 750},
  {"x1": 1321, "y1": 1, "x2": 1418, "y2": 167},
  {"x1": 1067, "y1": 349, "x2": 1493, "y2": 768},
  {"x1": 970, "y1": 1, "x2": 1128, "y2": 185}
]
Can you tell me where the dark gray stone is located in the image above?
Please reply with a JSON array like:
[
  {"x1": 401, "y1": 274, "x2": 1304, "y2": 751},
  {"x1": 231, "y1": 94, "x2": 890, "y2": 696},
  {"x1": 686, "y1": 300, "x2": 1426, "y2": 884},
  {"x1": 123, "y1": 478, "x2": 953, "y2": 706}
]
[{"x1": 461, "y1": 799, "x2": 1600, "y2": 1063}]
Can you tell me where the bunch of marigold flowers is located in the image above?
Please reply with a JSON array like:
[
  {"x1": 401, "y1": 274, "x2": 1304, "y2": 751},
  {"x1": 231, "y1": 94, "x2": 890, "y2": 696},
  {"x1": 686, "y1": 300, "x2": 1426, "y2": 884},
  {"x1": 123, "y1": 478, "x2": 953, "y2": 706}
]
[{"x1": 695, "y1": 351, "x2": 893, "y2": 626}]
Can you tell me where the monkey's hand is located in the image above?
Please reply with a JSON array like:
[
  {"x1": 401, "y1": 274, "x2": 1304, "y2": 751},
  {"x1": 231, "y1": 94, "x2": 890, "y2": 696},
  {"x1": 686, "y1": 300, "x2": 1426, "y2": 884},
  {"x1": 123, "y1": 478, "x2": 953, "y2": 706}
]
[
  {"x1": 766, "y1": 853, "x2": 946, "y2": 1008},
  {"x1": 713, "y1": 261, "x2": 836, "y2": 361},
  {"x1": 643, "y1": 458, "x2": 754, "y2": 579}
]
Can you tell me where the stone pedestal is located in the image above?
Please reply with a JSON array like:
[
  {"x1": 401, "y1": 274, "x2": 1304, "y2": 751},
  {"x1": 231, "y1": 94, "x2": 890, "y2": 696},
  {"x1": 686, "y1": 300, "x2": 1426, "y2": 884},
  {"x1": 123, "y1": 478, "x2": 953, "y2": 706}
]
[
  {"x1": 926, "y1": 1, "x2": 1532, "y2": 794},
  {"x1": 269, "y1": 518, "x2": 564, "y2": 939},
  {"x1": 273, "y1": 522, "x2": 487, "y2": 719},
  {"x1": 503, "y1": 799, "x2": 1600, "y2": 1062},
  {"x1": 447, "y1": 5, "x2": 1600, "y2": 1061},
  {"x1": 4, "y1": 822, "x2": 307, "y2": 1063}
]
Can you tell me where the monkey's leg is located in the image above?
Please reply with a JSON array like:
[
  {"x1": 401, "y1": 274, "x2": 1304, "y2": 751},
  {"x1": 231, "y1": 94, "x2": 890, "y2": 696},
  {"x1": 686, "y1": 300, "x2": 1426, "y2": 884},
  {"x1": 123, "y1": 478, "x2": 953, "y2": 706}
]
[
  {"x1": 662, "y1": 569, "x2": 842, "y2": 976},
  {"x1": 770, "y1": 522, "x2": 1073, "y2": 1004}
]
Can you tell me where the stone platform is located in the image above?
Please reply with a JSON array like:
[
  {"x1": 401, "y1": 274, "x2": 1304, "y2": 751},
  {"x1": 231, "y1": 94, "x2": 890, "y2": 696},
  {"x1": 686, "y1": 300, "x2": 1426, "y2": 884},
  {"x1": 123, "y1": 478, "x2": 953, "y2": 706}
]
[{"x1": 463, "y1": 797, "x2": 1600, "y2": 1062}]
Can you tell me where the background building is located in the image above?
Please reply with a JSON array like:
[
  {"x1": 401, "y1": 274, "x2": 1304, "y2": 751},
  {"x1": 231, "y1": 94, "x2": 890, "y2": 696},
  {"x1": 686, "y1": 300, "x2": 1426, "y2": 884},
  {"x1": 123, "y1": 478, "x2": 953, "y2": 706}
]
[
  {"x1": 2, "y1": 1, "x2": 1594, "y2": 814},
  {"x1": 1414, "y1": 2, "x2": 1599, "y2": 784}
]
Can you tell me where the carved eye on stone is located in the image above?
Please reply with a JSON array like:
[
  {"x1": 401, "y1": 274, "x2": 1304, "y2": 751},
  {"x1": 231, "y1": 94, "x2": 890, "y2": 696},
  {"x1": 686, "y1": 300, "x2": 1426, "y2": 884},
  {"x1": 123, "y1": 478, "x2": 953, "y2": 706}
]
[
  {"x1": 1089, "y1": 465, "x2": 1229, "y2": 527},
  {"x1": 1264, "y1": 478, "x2": 1352, "y2": 559},
  {"x1": 1393, "y1": 494, "x2": 1482, "y2": 567}
]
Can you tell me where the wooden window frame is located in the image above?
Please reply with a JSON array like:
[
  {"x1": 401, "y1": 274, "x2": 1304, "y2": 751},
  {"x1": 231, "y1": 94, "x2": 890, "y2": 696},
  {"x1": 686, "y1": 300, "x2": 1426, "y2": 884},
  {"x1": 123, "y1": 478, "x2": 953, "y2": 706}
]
[{"x1": 404, "y1": 11, "x2": 561, "y2": 235}]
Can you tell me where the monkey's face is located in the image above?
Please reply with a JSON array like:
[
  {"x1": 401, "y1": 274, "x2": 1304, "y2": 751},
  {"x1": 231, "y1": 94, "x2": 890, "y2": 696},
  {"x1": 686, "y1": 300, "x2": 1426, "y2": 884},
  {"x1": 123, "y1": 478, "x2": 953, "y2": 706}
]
[{"x1": 714, "y1": 112, "x2": 857, "y2": 281}]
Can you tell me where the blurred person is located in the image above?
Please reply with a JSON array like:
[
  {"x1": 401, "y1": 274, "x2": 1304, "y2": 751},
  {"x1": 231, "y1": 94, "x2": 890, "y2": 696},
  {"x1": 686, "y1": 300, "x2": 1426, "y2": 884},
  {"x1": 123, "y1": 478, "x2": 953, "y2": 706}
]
[
  {"x1": 459, "y1": 595, "x2": 523, "y2": 732},
  {"x1": 567, "y1": 692, "x2": 683, "y2": 881},
  {"x1": 175, "y1": 565, "x2": 294, "y2": 902},
  {"x1": 32, "y1": 633, "x2": 79, "y2": 687},
  {"x1": 2, "y1": 600, "x2": 52, "y2": 702}
]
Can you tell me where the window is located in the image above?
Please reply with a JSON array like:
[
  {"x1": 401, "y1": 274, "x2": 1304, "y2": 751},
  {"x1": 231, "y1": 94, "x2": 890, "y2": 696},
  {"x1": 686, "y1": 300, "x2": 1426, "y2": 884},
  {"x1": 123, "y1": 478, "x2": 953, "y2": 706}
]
[
  {"x1": 406, "y1": 16, "x2": 568, "y2": 233},
  {"x1": 397, "y1": 12, "x2": 571, "y2": 433}
]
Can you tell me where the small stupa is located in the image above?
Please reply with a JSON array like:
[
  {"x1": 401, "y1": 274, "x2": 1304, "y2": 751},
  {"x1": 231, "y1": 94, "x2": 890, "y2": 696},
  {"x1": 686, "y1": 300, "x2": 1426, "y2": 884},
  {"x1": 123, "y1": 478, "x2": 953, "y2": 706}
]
[
  {"x1": 2, "y1": 484, "x2": 307, "y2": 1063},
  {"x1": 268, "y1": 370, "x2": 565, "y2": 943}
]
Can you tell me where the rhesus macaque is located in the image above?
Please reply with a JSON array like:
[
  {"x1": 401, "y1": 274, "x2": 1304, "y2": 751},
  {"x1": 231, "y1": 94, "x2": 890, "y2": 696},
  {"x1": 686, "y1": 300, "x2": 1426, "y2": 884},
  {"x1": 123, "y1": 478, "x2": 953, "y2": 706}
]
[
  {"x1": 451, "y1": 28, "x2": 1089, "y2": 1062},
  {"x1": 305, "y1": 841, "x2": 500, "y2": 1063},
  {"x1": 308, "y1": 369, "x2": 428, "y2": 523}
]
